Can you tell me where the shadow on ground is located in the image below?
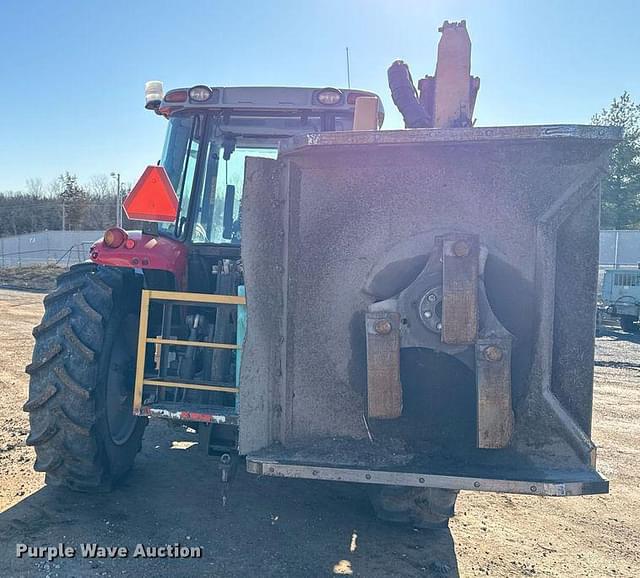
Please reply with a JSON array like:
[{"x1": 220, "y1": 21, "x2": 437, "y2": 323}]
[
  {"x1": 0, "y1": 423, "x2": 459, "y2": 577},
  {"x1": 596, "y1": 324, "x2": 640, "y2": 344}
]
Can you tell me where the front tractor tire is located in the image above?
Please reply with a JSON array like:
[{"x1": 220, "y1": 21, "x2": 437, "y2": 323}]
[{"x1": 25, "y1": 264, "x2": 147, "y2": 491}]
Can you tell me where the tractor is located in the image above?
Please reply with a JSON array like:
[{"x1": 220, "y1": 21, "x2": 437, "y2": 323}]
[
  {"x1": 24, "y1": 82, "x2": 381, "y2": 485},
  {"x1": 26, "y1": 21, "x2": 619, "y2": 528}
]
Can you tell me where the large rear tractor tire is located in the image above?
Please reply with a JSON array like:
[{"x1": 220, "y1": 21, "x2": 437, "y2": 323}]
[
  {"x1": 24, "y1": 264, "x2": 148, "y2": 491},
  {"x1": 369, "y1": 486, "x2": 458, "y2": 529}
]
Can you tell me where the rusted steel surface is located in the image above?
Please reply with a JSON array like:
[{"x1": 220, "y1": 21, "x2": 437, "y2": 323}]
[
  {"x1": 475, "y1": 336, "x2": 514, "y2": 448},
  {"x1": 431, "y1": 20, "x2": 477, "y2": 127},
  {"x1": 366, "y1": 312, "x2": 402, "y2": 419},
  {"x1": 441, "y1": 234, "x2": 479, "y2": 344}
]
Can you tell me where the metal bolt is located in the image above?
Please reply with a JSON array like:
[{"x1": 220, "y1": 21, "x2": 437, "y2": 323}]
[
  {"x1": 374, "y1": 319, "x2": 392, "y2": 335},
  {"x1": 474, "y1": 481, "x2": 480, "y2": 488},
  {"x1": 530, "y1": 485, "x2": 537, "y2": 493},
  {"x1": 418, "y1": 477, "x2": 425, "y2": 484},
  {"x1": 436, "y1": 322, "x2": 442, "y2": 330},
  {"x1": 427, "y1": 293, "x2": 437, "y2": 302},
  {"x1": 423, "y1": 311, "x2": 432, "y2": 319},
  {"x1": 483, "y1": 345, "x2": 503, "y2": 362},
  {"x1": 365, "y1": 474, "x2": 371, "y2": 480},
  {"x1": 453, "y1": 240, "x2": 470, "y2": 257}
]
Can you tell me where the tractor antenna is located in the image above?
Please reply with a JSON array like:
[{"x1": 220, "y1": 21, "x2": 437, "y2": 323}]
[{"x1": 346, "y1": 46, "x2": 351, "y2": 88}]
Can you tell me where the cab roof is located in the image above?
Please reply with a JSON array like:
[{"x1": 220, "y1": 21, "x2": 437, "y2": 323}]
[{"x1": 154, "y1": 85, "x2": 383, "y2": 117}]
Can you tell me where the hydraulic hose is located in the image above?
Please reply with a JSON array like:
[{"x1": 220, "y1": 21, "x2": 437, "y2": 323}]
[{"x1": 387, "y1": 60, "x2": 430, "y2": 128}]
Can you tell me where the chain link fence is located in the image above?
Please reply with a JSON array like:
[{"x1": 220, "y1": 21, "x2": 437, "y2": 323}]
[
  {"x1": 2, "y1": 228, "x2": 639, "y2": 270},
  {"x1": 0, "y1": 230, "x2": 103, "y2": 268}
]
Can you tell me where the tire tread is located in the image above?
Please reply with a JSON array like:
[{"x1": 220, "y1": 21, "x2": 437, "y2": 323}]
[{"x1": 25, "y1": 264, "x2": 146, "y2": 490}]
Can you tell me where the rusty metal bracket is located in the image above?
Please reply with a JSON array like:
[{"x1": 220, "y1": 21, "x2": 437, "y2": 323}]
[
  {"x1": 439, "y1": 234, "x2": 479, "y2": 345},
  {"x1": 476, "y1": 335, "x2": 514, "y2": 448},
  {"x1": 365, "y1": 311, "x2": 402, "y2": 419}
]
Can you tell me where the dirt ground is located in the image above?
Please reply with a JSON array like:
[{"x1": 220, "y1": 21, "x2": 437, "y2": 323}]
[
  {"x1": 0, "y1": 265, "x2": 65, "y2": 292},
  {"x1": 0, "y1": 288, "x2": 638, "y2": 578}
]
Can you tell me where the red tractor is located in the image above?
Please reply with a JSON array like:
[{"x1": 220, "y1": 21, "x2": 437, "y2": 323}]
[
  {"x1": 25, "y1": 83, "x2": 381, "y2": 491},
  {"x1": 26, "y1": 22, "x2": 616, "y2": 529}
]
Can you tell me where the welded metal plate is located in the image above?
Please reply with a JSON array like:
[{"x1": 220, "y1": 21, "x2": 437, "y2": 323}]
[{"x1": 246, "y1": 457, "x2": 608, "y2": 497}]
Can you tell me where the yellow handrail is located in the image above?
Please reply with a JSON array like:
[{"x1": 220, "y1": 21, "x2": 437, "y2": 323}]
[{"x1": 132, "y1": 289, "x2": 246, "y2": 414}]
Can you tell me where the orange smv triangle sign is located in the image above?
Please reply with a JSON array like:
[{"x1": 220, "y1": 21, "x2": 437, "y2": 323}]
[{"x1": 123, "y1": 166, "x2": 179, "y2": 222}]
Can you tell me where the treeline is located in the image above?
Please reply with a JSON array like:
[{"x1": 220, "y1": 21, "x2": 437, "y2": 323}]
[
  {"x1": 0, "y1": 173, "x2": 138, "y2": 238},
  {"x1": 2, "y1": 92, "x2": 639, "y2": 236},
  {"x1": 592, "y1": 92, "x2": 640, "y2": 230}
]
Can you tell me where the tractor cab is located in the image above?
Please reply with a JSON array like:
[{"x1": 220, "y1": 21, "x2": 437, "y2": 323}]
[
  {"x1": 87, "y1": 85, "x2": 383, "y2": 453},
  {"x1": 154, "y1": 85, "x2": 383, "y2": 246},
  {"x1": 91, "y1": 85, "x2": 382, "y2": 283}
]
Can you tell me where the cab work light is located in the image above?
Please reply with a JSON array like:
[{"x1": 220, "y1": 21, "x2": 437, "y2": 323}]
[
  {"x1": 315, "y1": 88, "x2": 343, "y2": 105},
  {"x1": 189, "y1": 85, "x2": 212, "y2": 102}
]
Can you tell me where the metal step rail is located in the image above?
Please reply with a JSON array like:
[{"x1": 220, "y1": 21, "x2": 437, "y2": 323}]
[{"x1": 132, "y1": 289, "x2": 247, "y2": 424}]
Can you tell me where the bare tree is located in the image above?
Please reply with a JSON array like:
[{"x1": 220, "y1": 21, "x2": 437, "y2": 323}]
[
  {"x1": 47, "y1": 177, "x2": 63, "y2": 198},
  {"x1": 25, "y1": 178, "x2": 44, "y2": 197},
  {"x1": 1, "y1": 173, "x2": 137, "y2": 236},
  {"x1": 88, "y1": 174, "x2": 111, "y2": 197}
]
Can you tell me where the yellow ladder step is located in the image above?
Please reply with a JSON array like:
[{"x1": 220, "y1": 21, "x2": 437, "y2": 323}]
[
  {"x1": 146, "y1": 337, "x2": 240, "y2": 350},
  {"x1": 142, "y1": 379, "x2": 239, "y2": 393}
]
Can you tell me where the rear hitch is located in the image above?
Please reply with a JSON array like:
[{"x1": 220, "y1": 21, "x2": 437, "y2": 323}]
[{"x1": 219, "y1": 452, "x2": 232, "y2": 483}]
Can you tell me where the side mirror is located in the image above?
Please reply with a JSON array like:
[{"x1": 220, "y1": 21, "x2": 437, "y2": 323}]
[{"x1": 222, "y1": 184, "x2": 236, "y2": 239}]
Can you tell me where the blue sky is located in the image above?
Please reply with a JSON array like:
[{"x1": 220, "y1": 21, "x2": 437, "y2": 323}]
[{"x1": 1, "y1": 0, "x2": 638, "y2": 192}]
